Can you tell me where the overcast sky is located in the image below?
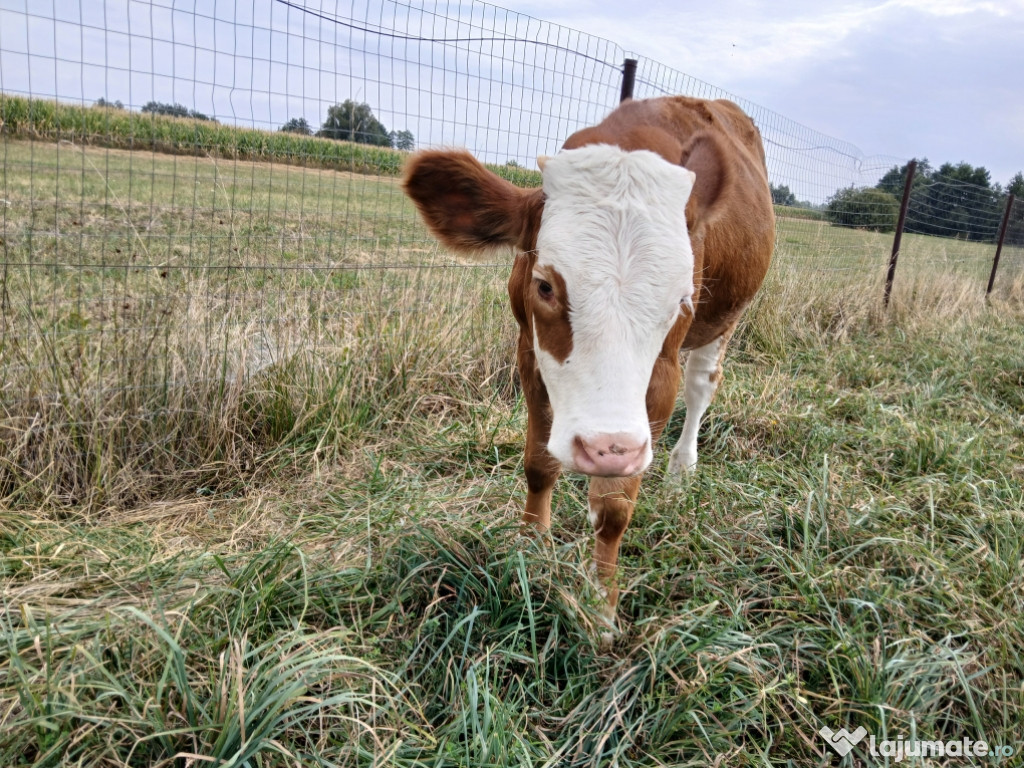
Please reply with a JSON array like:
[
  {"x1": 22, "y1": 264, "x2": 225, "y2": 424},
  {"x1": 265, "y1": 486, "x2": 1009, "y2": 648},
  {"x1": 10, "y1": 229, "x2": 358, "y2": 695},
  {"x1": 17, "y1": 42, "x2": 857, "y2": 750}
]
[
  {"x1": 1, "y1": 0, "x2": 1019, "y2": 196},
  {"x1": 513, "y1": 0, "x2": 1024, "y2": 188}
]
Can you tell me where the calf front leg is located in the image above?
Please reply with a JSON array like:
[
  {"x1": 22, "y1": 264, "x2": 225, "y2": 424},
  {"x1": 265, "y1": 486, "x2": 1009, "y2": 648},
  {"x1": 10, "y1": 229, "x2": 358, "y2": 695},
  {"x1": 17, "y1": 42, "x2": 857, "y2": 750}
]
[
  {"x1": 668, "y1": 323, "x2": 736, "y2": 474},
  {"x1": 588, "y1": 475, "x2": 642, "y2": 630},
  {"x1": 517, "y1": 337, "x2": 560, "y2": 531},
  {"x1": 523, "y1": 447, "x2": 558, "y2": 531}
]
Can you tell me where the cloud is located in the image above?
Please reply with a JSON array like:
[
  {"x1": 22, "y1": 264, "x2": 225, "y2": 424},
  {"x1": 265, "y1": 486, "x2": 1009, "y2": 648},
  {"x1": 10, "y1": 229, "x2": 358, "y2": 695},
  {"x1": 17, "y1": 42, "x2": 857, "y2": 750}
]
[
  {"x1": 516, "y1": 0, "x2": 1022, "y2": 182},
  {"x1": 524, "y1": 0, "x2": 1021, "y2": 91},
  {"x1": 892, "y1": 0, "x2": 1022, "y2": 16}
]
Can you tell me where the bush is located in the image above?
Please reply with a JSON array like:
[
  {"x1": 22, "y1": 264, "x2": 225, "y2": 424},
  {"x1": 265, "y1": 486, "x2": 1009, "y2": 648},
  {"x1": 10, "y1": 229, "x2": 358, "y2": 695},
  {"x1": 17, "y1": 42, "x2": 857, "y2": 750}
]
[
  {"x1": 141, "y1": 100, "x2": 216, "y2": 122},
  {"x1": 279, "y1": 117, "x2": 313, "y2": 135},
  {"x1": 770, "y1": 183, "x2": 797, "y2": 206},
  {"x1": 825, "y1": 186, "x2": 900, "y2": 232}
]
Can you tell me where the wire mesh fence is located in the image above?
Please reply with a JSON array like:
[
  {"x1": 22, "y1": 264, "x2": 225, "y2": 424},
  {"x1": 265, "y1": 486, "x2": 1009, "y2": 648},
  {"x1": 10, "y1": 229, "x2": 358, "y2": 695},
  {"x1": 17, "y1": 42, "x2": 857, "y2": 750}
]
[{"x1": 1, "y1": 0, "x2": 1021, "y2": 503}]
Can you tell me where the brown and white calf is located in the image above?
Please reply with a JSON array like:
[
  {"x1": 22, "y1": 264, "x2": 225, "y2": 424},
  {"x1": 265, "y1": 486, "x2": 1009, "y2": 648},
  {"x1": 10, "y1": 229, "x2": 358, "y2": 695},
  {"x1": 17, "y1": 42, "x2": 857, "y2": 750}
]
[{"x1": 403, "y1": 96, "x2": 775, "y2": 626}]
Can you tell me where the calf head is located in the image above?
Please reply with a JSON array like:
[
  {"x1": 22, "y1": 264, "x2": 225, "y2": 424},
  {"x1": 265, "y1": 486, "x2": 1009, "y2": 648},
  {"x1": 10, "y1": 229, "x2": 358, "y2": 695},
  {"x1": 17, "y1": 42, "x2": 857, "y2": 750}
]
[{"x1": 403, "y1": 145, "x2": 697, "y2": 477}]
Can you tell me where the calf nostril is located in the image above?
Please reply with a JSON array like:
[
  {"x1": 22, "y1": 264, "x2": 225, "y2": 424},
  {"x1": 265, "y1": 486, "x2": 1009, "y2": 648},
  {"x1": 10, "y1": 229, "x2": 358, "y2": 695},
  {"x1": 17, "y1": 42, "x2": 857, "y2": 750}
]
[{"x1": 570, "y1": 434, "x2": 651, "y2": 477}]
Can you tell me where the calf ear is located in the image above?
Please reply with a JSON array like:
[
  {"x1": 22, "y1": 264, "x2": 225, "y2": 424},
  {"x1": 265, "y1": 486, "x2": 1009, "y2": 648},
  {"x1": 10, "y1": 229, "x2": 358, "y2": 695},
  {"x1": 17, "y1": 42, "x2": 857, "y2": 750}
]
[
  {"x1": 678, "y1": 132, "x2": 729, "y2": 228},
  {"x1": 403, "y1": 150, "x2": 544, "y2": 254}
]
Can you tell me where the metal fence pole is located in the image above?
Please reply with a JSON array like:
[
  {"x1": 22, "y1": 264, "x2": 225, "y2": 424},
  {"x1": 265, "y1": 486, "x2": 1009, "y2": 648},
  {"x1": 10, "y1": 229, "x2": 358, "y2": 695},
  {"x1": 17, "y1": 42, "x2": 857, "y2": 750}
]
[
  {"x1": 620, "y1": 58, "x2": 638, "y2": 102},
  {"x1": 884, "y1": 159, "x2": 917, "y2": 308},
  {"x1": 986, "y1": 193, "x2": 1016, "y2": 296}
]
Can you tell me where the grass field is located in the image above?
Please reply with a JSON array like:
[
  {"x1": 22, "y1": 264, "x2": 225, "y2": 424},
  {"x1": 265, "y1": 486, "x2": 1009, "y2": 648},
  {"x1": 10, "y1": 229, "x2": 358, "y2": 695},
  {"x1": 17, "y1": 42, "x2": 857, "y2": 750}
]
[{"x1": 2, "y1": 136, "x2": 1023, "y2": 767}]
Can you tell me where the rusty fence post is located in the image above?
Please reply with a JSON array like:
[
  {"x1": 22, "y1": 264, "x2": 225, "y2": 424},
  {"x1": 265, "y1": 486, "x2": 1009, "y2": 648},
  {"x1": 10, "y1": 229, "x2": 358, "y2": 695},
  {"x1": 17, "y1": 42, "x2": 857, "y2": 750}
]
[
  {"x1": 620, "y1": 58, "x2": 637, "y2": 102},
  {"x1": 884, "y1": 159, "x2": 917, "y2": 308},
  {"x1": 986, "y1": 193, "x2": 1015, "y2": 296}
]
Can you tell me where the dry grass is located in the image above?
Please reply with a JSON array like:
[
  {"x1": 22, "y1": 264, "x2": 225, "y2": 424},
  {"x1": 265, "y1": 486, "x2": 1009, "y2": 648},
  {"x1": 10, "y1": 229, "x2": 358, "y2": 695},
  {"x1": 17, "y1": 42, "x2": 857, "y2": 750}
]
[{"x1": 2, "y1": 137, "x2": 1023, "y2": 766}]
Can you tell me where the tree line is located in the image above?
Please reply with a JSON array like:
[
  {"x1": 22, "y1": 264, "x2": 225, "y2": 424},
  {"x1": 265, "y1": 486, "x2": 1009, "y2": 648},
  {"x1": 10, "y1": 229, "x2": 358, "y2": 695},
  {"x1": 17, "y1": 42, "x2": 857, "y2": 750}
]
[
  {"x1": 94, "y1": 98, "x2": 415, "y2": 151},
  {"x1": 279, "y1": 100, "x2": 414, "y2": 151},
  {"x1": 822, "y1": 160, "x2": 1023, "y2": 243}
]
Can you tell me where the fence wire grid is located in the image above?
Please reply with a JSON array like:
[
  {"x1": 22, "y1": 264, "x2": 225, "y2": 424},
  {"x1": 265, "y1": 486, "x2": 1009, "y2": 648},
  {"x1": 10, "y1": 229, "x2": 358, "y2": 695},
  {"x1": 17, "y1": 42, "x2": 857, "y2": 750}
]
[{"x1": 1, "y1": 0, "x2": 1022, "y2": 493}]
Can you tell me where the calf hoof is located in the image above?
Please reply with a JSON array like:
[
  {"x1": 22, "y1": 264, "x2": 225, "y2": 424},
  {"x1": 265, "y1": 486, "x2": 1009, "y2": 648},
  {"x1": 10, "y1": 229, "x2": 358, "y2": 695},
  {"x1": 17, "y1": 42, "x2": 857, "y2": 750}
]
[
  {"x1": 597, "y1": 603, "x2": 619, "y2": 650},
  {"x1": 667, "y1": 445, "x2": 698, "y2": 477},
  {"x1": 587, "y1": 564, "x2": 620, "y2": 648},
  {"x1": 518, "y1": 517, "x2": 551, "y2": 538}
]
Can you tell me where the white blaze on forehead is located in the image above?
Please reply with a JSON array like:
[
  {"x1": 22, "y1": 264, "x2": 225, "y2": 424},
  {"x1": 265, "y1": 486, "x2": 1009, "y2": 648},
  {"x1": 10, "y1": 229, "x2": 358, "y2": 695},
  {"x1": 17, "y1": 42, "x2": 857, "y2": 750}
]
[{"x1": 534, "y1": 144, "x2": 696, "y2": 472}]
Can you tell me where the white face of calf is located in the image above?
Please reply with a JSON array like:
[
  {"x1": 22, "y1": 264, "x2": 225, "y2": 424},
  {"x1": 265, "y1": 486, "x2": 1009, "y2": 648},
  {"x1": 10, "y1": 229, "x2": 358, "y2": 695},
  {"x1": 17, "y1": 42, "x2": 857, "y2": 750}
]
[{"x1": 533, "y1": 145, "x2": 696, "y2": 476}]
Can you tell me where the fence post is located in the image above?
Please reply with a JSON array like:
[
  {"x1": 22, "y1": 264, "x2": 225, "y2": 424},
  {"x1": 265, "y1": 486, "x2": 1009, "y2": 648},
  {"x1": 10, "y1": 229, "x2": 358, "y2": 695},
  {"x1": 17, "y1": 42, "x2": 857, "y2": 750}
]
[
  {"x1": 884, "y1": 159, "x2": 917, "y2": 308},
  {"x1": 986, "y1": 193, "x2": 1015, "y2": 296},
  {"x1": 620, "y1": 58, "x2": 638, "y2": 102}
]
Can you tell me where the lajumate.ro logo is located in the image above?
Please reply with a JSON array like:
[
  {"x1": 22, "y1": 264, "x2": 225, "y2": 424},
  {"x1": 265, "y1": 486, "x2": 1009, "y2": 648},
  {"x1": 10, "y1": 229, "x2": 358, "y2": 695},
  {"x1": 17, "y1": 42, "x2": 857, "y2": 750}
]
[{"x1": 818, "y1": 725, "x2": 1017, "y2": 763}]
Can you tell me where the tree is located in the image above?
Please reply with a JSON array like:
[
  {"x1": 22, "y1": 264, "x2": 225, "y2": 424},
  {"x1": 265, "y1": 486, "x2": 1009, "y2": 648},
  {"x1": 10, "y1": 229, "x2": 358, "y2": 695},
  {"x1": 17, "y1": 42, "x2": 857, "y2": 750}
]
[
  {"x1": 1005, "y1": 171, "x2": 1023, "y2": 198},
  {"x1": 770, "y1": 183, "x2": 796, "y2": 206},
  {"x1": 914, "y1": 162, "x2": 1001, "y2": 241},
  {"x1": 279, "y1": 117, "x2": 312, "y2": 135},
  {"x1": 94, "y1": 97, "x2": 124, "y2": 109},
  {"x1": 876, "y1": 158, "x2": 932, "y2": 197},
  {"x1": 317, "y1": 100, "x2": 392, "y2": 146},
  {"x1": 825, "y1": 187, "x2": 899, "y2": 232},
  {"x1": 390, "y1": 129, "x2": 415, "y2": 151},
  {"x1": 874, "y1": 158, "x2": 1004, "y2": 242},
  {"x1": 141, "y1": 101, "x2": 216, "y2": 122},
  {"x1": 937, "y1": 161, "x2": 992, "y2": 189},
  {"x1": 1005, "y1": 171, "x2": 1024, "y2": 246}
]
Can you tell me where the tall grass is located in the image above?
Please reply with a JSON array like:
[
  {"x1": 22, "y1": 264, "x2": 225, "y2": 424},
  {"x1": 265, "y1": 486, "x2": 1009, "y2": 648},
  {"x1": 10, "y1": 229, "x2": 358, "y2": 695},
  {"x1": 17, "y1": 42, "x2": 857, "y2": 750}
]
[
  {"x1": 3, "y1": 280, "x2": 1022, "y2": 763},
  {"x1": 2, "y1": 132, "x2": 1023, "y2": 766}
]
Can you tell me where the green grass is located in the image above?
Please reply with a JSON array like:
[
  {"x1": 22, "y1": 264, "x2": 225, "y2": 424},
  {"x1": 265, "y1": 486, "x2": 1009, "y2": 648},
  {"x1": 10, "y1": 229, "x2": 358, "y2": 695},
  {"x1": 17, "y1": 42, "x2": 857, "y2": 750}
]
[
  {"x1": 2, "y1": 134, "x2": 1024, "y2": 766},
  {"x1": 775, "y1": 203, "x2": 826, "y2": 221}
]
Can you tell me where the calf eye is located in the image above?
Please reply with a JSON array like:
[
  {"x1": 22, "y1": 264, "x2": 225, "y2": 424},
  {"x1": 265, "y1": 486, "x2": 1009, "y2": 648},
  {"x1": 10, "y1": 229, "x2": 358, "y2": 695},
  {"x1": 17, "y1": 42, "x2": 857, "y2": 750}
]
[{"x1": 536, "y1": 279, "x2": 554, "y2": 300}]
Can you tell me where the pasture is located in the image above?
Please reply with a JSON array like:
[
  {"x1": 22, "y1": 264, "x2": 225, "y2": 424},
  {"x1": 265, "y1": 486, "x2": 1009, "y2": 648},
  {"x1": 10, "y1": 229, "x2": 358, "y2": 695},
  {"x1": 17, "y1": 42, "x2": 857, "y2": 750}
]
[{"x1": 2, "y1": 139, "x2": 1023, "y2": 766}]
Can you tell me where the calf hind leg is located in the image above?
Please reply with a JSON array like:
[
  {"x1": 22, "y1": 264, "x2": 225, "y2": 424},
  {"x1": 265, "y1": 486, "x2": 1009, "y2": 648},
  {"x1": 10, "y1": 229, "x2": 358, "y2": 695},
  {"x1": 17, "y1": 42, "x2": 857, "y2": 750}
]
[{"x1": 668, "y1": 325, "x2": 736, "y2": 475}]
